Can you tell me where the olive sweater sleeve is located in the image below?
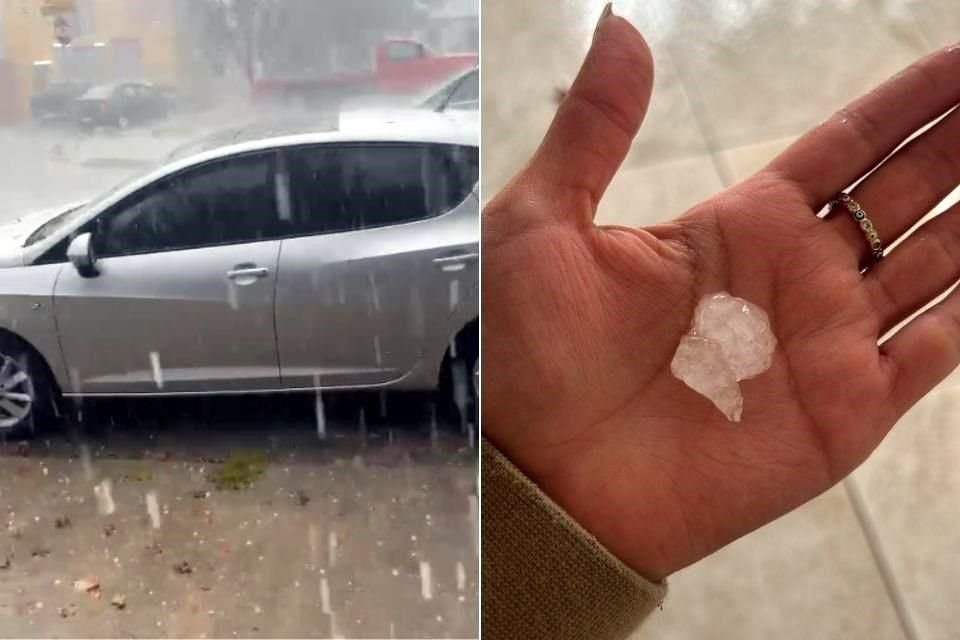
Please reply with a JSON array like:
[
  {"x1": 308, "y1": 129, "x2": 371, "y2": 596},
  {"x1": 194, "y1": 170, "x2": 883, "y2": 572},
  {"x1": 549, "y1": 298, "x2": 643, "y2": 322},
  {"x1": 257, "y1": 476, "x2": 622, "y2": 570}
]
[{"x1": 482, "y1": 439, "x2": 667, "y2": 640}]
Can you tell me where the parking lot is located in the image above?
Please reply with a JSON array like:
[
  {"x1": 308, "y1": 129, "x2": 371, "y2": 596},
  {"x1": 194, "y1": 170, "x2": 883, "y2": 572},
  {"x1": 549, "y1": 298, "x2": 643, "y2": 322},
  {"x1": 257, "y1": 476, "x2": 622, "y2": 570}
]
[{"x1": 0, "y1": 393, "x2": 477, "y2": 638}]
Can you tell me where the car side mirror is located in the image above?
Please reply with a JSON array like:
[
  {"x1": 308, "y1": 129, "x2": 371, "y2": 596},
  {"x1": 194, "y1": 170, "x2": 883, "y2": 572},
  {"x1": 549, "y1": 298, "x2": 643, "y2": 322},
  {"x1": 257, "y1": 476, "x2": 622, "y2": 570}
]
[{"x1": 67, "y1": 232, "x2": 98, "y2": 278}]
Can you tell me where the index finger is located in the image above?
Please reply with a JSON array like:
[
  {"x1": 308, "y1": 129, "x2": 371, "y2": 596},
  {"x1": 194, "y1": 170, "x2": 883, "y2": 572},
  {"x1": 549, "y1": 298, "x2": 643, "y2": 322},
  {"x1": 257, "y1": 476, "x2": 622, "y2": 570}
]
[{"x1": 765, "y1": 43, "x2": 960, "y2": 208}]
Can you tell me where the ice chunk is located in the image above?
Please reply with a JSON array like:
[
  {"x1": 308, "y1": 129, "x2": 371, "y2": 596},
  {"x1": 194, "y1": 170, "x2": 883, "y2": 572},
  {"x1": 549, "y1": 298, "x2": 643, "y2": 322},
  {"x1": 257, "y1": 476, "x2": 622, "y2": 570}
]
[
  {"x1": 671, "y1": 336, "x2": 743, "y2": 422},
  {"x1": 671, "y1": 292, "x2": 776, "y2": 422},
  {"x1": 692, "y1": 292, "x2": 776, "y2": 380}
]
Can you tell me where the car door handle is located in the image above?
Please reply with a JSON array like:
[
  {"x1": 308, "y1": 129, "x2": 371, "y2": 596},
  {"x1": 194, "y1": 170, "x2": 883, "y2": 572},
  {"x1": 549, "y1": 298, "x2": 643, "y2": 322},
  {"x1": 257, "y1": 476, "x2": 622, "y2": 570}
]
[
  {"x1": 227, "y1": 267, "x2": 269, "y2": 280},
  {"x1": 433, "y1": 252, "x2": 478, "y2": 272}
]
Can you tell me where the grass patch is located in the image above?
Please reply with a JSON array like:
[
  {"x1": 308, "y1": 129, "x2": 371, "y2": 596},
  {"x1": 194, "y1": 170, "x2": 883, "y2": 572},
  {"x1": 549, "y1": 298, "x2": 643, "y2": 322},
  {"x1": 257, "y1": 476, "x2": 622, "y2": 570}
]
[{"x1": 209, "y1": 451, "x2": 268, "y2": 491}]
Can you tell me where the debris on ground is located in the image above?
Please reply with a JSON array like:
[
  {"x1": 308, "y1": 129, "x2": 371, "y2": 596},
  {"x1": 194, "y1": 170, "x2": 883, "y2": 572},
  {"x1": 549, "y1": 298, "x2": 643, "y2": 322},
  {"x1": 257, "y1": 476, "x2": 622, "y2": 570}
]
[
  {"x1": 13, "y1": 441, "x2": 29, "y2": 457},
  {"x1": 0, "y1": 555, "x2": 10, "y2": 569},
  {"x1": 74, "y1": 577, "x2": 100, "y2": 593},
  {"x1": 121, "y1": 468, "x2": 154, "y2": 482},
  {"x1": 24, "y1": 601, "x2": 43, "y2": 614},
  {"x1": 156, "y1": 451, "x2": 171, "y2": 461},
  {"x1": 58, "y1": 603, "x2": 78, "y2": 618},
  {"x1": 191, "y1": 489, "x2": 209, "y2": 499},
  {"x1": 31, "y1": 548, "x2": 51, "y2": 558},
  {"x1": 209, "y1": 451, "x2": 268, "y2": 491},
  {"x1": 54, "y1": 516, "x2": 72, "y2": 529},
  {"x1": 111, "y1": 593, "x2": 127, "y2": 609},
  {"x1": 292, "y1": 490, "x2": 311, "y2": 507},
  {"x1": 8, "y1": 525, "x2": 22, "y2": 539},
  {"x1": 103, "y1": 523, "x2": 117, "y2": 537},
  {"x1": 145, "y1": 541, "x2": 163, "y2": 556},
  {"x1": 172, "y1": 561, "x2": 193, "y2": 575}
]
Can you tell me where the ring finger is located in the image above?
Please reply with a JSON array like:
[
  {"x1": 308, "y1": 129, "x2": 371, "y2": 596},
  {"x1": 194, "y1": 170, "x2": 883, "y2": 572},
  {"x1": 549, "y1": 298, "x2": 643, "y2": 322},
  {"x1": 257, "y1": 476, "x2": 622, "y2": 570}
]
[{"x1": 825, "y1": 104, "x2": 960, "y2": 267}]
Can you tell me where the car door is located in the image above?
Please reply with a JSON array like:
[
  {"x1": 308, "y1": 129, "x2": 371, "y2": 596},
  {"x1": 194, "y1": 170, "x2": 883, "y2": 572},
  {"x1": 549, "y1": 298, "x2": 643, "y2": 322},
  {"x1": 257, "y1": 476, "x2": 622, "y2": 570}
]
[
  {"x1": 274, "y1": 142, "x2": 479, "y2": 389},
  {"x1": 53, "y1": 151, "x2": 285, "y2": 394},
  {"x1": 115, "y1": 84, "x2": 138, "y2": 123},
  {"x1": 136, "y1": 84, "x2": 163, "y2": 120}
]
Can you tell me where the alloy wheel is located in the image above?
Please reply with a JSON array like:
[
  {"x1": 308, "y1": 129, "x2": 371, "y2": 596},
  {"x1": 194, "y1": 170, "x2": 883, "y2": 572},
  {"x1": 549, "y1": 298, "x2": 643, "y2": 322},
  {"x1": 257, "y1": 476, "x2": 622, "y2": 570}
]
[{"x1": 0, "y1": 354, "x2": 34, "y2": 430}]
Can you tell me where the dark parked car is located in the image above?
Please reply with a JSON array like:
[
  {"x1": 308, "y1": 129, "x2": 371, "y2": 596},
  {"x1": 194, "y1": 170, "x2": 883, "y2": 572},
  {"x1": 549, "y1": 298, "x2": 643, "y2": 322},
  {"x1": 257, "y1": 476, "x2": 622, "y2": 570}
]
[
  {"x1": 75, "y1": 82, "x2": 171, "y2": 129},
  {"x1": 30, "y1": 82, "x2": 90, "y2": 124}
]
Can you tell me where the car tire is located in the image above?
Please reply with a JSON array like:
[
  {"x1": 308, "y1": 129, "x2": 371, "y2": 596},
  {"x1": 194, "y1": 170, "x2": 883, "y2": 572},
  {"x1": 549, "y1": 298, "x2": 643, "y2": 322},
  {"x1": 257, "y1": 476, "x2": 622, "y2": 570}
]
[
  {"x1": 0, "y1": 335, "x2": 60, "y2": 439},
  {"x1": 438, "y1": 322, "x2": 478, "y2": 430}
]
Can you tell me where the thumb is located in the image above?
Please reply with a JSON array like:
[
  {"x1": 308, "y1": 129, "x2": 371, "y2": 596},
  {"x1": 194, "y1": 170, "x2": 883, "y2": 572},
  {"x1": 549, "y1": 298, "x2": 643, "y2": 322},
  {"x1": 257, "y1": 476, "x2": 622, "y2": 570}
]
[{"x1": 525, "y1": 4, "x2": 655, "y2": 225}]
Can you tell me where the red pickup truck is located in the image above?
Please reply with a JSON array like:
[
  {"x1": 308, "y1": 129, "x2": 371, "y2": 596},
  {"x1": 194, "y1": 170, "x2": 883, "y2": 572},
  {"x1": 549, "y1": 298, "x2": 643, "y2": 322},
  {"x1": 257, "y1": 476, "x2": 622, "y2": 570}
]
[{"x1": 251, "y1": 38, "x2": 478, "y2": 106}]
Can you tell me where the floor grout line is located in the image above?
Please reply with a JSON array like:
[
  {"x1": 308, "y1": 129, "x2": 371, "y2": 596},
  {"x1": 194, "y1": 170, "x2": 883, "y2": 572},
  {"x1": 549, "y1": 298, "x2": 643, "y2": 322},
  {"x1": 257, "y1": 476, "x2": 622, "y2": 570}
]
[
  {"x1": 663, "y1": 43, "x2": 735, "y2": 188},
  {"x1": 843, "y1": 477, "x2": 921, "y2": 640}
]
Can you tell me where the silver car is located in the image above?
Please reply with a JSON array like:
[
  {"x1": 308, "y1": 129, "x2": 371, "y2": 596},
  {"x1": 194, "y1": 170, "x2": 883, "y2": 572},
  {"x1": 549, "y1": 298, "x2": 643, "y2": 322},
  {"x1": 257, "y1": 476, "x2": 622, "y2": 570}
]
[{"x1": 0, "y1": 109, "x2": 478, "y2": 435}]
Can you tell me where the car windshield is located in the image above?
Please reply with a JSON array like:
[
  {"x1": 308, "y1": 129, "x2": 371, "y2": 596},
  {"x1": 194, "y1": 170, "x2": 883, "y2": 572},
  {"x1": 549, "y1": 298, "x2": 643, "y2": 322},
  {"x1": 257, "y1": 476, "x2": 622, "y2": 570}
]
[
  {"x1": 418, "y1": 69, "x2": 473, "y2": 110},
  {"x1": 78, "y1": 85, "x2": 115, "y2": 100},
  {"x1": 23, "y1": 204, "x2": 88, "y2": 246},
  {"x1": 24, "y1": 157, "x2": 167, "y2": 246}
]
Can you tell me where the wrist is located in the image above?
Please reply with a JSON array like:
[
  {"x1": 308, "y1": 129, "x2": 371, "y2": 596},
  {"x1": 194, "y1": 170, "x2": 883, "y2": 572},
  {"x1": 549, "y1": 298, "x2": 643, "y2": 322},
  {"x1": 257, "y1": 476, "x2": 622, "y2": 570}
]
[{"x1": 485, "y1": 417, "x2": 684, "y2": 582}]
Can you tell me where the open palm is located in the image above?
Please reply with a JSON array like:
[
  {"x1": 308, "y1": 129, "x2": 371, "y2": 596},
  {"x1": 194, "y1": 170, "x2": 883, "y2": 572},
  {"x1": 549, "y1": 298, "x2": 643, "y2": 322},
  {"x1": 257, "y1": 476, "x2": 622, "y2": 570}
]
[{"x1": 483, "y1": 13, "x2": 960, "y2": 580}]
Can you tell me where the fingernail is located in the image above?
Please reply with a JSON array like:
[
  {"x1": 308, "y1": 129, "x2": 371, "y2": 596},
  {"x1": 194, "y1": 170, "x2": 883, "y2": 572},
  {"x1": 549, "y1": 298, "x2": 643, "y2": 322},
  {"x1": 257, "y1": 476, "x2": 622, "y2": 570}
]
[{"x1": 592, "y1": 2, "x2": 614, "y2": 43}]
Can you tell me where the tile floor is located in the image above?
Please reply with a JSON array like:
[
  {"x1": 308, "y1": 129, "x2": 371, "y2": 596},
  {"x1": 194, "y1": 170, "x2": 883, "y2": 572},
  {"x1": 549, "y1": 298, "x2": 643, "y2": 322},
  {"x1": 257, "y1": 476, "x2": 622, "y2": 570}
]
[{"x1": 483, "y1": 1, "x2": 960, "y2": 638}]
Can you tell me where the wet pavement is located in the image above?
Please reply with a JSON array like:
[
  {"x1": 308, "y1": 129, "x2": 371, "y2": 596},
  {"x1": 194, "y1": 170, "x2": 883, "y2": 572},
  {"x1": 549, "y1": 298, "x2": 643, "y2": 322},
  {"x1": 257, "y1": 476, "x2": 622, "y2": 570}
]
[{"x1": 0, "y1": 395, "x2": 478, "y2": 639}]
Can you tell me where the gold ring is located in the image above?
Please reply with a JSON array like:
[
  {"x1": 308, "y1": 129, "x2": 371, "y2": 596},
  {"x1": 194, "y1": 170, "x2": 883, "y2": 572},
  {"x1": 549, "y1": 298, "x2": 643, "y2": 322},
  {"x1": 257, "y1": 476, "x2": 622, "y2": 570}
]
[{"x1": 830, "y1": 193, "x2": 884, "y2": 260}]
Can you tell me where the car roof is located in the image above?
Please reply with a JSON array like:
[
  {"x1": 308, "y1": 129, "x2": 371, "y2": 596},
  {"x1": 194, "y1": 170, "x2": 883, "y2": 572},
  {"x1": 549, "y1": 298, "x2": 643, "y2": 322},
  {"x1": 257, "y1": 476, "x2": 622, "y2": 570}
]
[{"x1": 168, "y1": 108, "x2": 478, "y2": 163}]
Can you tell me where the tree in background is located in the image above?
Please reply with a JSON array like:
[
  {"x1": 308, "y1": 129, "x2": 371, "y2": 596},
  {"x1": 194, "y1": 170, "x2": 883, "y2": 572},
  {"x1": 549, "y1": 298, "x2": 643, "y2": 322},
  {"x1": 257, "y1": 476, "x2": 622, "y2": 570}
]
[{"x1": 185, "y1": 0, "x2": 428, "y2": 83}]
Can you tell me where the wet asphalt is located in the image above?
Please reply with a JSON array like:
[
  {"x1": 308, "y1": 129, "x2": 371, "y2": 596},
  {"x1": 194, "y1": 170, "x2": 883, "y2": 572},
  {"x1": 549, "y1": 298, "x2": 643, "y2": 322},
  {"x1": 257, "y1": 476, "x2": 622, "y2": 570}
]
[{"x1": 0, "y1": 392, "x2": 478, "y2": 639}]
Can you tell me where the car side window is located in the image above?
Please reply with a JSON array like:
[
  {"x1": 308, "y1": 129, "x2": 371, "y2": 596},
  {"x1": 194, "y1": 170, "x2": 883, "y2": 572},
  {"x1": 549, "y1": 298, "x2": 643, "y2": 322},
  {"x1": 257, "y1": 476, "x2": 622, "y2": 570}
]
[
  {"x1": 95, "y1": 152, "x2": 279, "y2": 258},
  {"x1": 285, "y1": 143, "x2": 478, "y2": 236}
]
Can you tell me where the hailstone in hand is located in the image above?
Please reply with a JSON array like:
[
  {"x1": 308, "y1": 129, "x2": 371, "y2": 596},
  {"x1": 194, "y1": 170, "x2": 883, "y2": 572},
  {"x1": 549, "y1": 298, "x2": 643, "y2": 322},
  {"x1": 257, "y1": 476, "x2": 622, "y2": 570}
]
[{"x1": 670, "y1": 292, "x2": 776, "y2": 422}]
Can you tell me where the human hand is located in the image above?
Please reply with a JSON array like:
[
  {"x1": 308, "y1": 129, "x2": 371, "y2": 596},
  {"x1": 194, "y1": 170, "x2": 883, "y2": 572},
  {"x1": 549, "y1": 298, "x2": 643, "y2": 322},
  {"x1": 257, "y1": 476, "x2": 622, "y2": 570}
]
[{"x1": 483, "y1": 8, "x2": 960, "y2": 581}]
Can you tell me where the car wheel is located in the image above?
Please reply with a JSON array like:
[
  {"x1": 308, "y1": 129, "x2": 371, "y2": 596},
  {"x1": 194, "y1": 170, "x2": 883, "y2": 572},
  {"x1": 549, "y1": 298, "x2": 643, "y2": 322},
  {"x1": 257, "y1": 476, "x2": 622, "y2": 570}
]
[
  {"x1": 439, "y1": 322, "x2": 478, "y2": 430},
  {"x1": 0, "y1": 336, "x2": 58, "y2": 439}
]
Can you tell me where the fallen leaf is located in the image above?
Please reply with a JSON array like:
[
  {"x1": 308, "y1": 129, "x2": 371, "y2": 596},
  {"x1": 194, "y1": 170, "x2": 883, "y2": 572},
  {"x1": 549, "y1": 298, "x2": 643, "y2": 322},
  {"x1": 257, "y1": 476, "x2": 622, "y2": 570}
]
[
  {"x1": 172, "y1": 561, "x2": 193, "y2": 575},
  {"x1": 292, "y1": 490, "x2": 310, "y2": 507},
  {"x1": 31, "y1": 548, "x2": 51, "y2": 558},
  {"x1": 111, "y1": 593, "x2": 127, "y2": 609}
]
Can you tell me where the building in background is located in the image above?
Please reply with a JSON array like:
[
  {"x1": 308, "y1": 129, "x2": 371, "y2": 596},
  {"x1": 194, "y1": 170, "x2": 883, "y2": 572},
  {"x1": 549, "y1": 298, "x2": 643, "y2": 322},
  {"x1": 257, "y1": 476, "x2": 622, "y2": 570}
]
[
  {"x1": 419, "y1": 0, "x2": 478, "y2": 53},
  {"x1": 0, "y1": 0, "x2": 178, "y2": 124}
]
